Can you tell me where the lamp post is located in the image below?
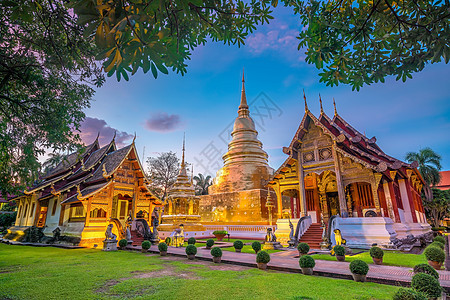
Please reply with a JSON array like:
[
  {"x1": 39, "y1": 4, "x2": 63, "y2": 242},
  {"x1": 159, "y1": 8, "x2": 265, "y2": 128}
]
[{"x1": 266, "y1": 188, "x2": 275, "y2": 226}]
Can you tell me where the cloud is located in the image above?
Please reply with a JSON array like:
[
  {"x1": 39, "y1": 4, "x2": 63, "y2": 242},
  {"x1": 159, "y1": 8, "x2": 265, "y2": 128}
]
[
  {"x1": 78, "y1": 117, "x2": 133, "y2": 148},
  {"x1": 144, "y1": 112, "x2": 183, "y2": 132}
]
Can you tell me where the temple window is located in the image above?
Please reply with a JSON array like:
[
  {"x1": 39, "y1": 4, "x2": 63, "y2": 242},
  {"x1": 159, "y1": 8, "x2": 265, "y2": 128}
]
[
  {"x1": 30, "y1": 203, "x2": 35, "y2": 217},
  {"x1": 306, "y1": 190, "x2": 315, "y2": 211},
  {"x1": 356, "y1": 183, "x2": 374, "y2": 207},
  {"x1": 51, "y1": 199, "x2": 58, "y2": 216},
  {"x1": 69, "y1": 204, "x2": 85, "y2": 222},
  {"x1": 90, "y1": 208, "x2": 106, "y2": 218}
]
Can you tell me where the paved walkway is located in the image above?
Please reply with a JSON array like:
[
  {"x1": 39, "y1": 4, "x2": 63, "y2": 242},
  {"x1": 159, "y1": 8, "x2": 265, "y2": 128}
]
[{"x1": 128, "y1": 244, "x2": 450, "y2": 293}]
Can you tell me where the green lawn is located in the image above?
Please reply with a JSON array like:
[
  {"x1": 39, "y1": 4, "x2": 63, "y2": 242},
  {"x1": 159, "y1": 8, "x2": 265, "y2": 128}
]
[
  {"x1": 221, "y1": 244, "x2": 282, "y2": 254},
  {"x1": 312, "y1": 250, "x2": 427, "y2": 268},
  {"x1": 0, "y1": 244, "x2": 400, "y2": 299}
]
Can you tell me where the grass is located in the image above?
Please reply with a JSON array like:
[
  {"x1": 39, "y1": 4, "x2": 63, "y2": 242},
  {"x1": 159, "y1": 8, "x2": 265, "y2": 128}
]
[
  {"x1": 0, "y1": 244, "x2": 400, "y2": 299},
  {"x1": 197, "y1": 238, "x2": 262, "y2": 244},
  {"x1": 312, "y1": 250, "x2": 427, "y2": 268},
  {"x1": 221, "y1": 244, "x2": 282, "y2": 254}
]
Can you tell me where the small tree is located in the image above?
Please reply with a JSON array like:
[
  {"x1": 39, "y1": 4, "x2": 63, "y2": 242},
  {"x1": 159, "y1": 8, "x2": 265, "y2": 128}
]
[
  {"x1": 146, "y1": 152, "x2": 179, "y2": 201},
  {"x1": 193, "y1": 173, "x2": 212, "y2": 195}
]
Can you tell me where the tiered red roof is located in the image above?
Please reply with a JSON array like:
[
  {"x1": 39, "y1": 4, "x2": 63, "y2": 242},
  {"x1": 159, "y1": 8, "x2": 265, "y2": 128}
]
[{"x1": 435, "y1": 171, "x2": 450, "y2": 190}]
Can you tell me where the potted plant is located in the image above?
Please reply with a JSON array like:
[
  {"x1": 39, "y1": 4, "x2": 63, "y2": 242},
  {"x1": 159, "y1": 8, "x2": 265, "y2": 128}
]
[
  {"x1": 297, "y1": 242, "x2": 310, "y2": 256},
  {"x1": 158, "y1": 242, "x2": 168, "y2": 256},
  {"x1": 393, "y1": 288, "x2": 427, "y2": 300},
  {"x1": 211, "y1": 247, "x2": 222, "y2": 263},
  {"x1": 424, "y1": 245, "x2": 445, "y2": 270},
  {"x1": 369, "y1": 246, "x2": 384, "y2": 265},
  {"x1": 349, "y1": 259, "x2": 369, "y2": 282},
  {"x1": 252, "y1": 241, "x2": 261, "y2": 254},
  {"x1": 185, "y1": 244, "x2": 197, "y2": 260},
  {"x1": 188, "y1": 237, "x2": 196, "y2": 245},
  {"x1": 233, "y1": 240, "x2": 244, "y2": 253},
  {"x1": 118, "y1": 239, "x2": 128, "y2": 250},
  {"x1": 212, "y1": 230, "x2": 228, "y2": 241},
  {"x1": 411, "y1": 273, "x2": 442, "y2": 299},
  {"x1": 413, "y1": 264, "x2": 439, "y2": 279},
  {"x1": 206, "y1": 239, "x2": 214, "y2": 249},
  {"x1": 256, "y1": 250, "x2": 270, "y2": 270},
  {"x1": 299, "y1": 255, "x2": 315, "y2": 275},
  {"x1": 141, "y1": 240, "x2": 151, "y2": 253},
  {"x1": 334, "y1": 245, "x2": 346, "y2": 262},
  {"x1": 433, "y1": 235, "x2": 446, "y2": 245},
  {"x1": 429, "y1": 241, "x2": 444, "y2": 250}
]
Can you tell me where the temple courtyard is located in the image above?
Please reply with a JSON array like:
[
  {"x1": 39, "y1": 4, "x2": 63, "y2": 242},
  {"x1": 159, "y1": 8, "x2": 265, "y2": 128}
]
[{"x1": 1, "y1": 243, "x2": 449, "y2": 300}]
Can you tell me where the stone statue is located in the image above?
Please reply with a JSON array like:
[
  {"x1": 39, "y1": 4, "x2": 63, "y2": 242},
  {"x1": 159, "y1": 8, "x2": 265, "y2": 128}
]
[
  {"x1": 125, "y1": 227, "x2": 131, "y2": 241},
  {"x1": 172, "y1": 224, "x2": 185, "y2": 247},
  {"x1": 103, "y1": 224, "x2": 118, "y2": 251},
  {"x1": 288, "y1": 219, "x2": 296, "y2": 248},
  {"x1": 333, "y1": 229, "x2": 346, "y2": 245},
  {"x1": 52, "y1": 227, "x2": 61, "y2": 242},
  {"x1": 150, "y1": 217, "x2": 160, "y2": 244},
  {"x1": 105, "y1": 224, "x2": 117, "y2": 241},
  {"x1": 263, "y1": 227, "x2": 283, "y2": 250},
  {"x1": 265, "y1": 228, "x2": 277, "y2": 243}
]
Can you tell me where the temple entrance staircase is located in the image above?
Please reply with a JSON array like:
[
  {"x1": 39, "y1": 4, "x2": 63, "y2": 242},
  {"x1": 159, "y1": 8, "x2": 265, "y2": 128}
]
[
  {"x1": 298, "y1": 223, "x2": 322, "y2": 249},
  {"x1": 130, "y1": 230, "x2": 145, "y2": 247}
]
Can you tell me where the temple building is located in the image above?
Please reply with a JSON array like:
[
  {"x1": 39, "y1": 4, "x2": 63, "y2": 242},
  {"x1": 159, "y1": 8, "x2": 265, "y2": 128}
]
[
  {"x1": 6, "y1": 136, "x2": 162, "y2": 247},
  {"x1": 269, "y1": 95, "x2": 430, "y2": 247},
  {"x1": 199, "y1": 73, "x2": 277, "y2": 226}
]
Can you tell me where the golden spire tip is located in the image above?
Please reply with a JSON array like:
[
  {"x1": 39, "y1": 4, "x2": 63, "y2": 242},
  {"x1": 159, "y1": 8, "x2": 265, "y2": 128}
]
[
  {"x1": 333, "y1": 98, "x2": 337, "y2": 116},
  {"x1": 303, "y1": 89, "x2": 308, "y2": 112},
  {"x1": 319, "y1": 94, "x2": 323, "y2": 114}
]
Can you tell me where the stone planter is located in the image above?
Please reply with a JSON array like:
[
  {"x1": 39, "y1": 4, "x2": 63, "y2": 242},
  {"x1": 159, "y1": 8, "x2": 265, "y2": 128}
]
[
  {"x1": 257, "y1": 262, "x2": 267, "y2": 270},
  {"x1": 160, "y1": 251, "x2": 167, "y2": 256},
  {"x1": 235, "y1": 248, "x2": 241, "y2": 253},
  {"x1": 336, "y1": 255, "x2": 345, "y2": 262},
  {"x1": 213, "y1": 256, "x2": 222, "y2": 263},
  {"x1": 187, "y1": 254, "x2": 196, "y2": 260},
  {"x1": 428, "y1": 260, "x2": 442, "y2": 270},
  {"x1": 372, "y1": 257, "x2": 383, "y2": 265},
  {"x1": 301, "y1": 267, "x2": 314, "y2": 275},
  {"x1": 351, "y1": 273, "x2": 367, "y2": 282},
  {"x1": 214, "y1": 234, "x2": 226, "y2": 241}
]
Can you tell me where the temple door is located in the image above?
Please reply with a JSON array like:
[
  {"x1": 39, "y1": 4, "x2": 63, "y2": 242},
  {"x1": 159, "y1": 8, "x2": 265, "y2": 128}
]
[
  {"x1": 118, "y1": 200, "x2": 128, "y2": 227},
  {"x1": 326, "y1": 192, "x2": 340, "y2": 217}
]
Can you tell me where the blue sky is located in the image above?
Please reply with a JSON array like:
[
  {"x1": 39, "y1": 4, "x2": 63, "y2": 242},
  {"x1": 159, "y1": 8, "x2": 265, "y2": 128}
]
[{"x1": 81, "y1": 6, "x2": 450, "y2": 176}]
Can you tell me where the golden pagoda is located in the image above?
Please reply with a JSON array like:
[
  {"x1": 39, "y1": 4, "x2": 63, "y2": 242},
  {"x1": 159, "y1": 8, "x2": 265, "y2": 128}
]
[{"x1": 199, "y1": 72, "x2": 277, "y2": 224}]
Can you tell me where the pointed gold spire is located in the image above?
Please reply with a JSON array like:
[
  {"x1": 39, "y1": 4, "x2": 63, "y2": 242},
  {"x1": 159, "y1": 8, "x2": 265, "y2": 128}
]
[
  {"x1": 238, "y1": 69, "x2": 249, "y2": 116},
  {"x1": 181, "y1": 132, "x2": 186, "y2": 169},
  {"x1": 303, "y1": 89, "x2": 308, "y2": 112},
  {"x1": 333, "y1": 98, "x2": 337, "y2": 116},
  {"x1": 319, "y1": 94, "x2": 324, "y2": 115},
  {"x1": 132, "y1": 132, "x2": 136, "y2": 144}
]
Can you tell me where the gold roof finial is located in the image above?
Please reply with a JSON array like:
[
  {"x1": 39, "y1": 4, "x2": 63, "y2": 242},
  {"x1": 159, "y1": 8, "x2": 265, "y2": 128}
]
[
  {"x1": 132, "y1": 132, "x2": 136, "y2": 144},
  {"x1": 181, "y1": 132, "x2": 186, "y2": 169},
  {"x1": 319, "y1": 94, "x2": 324, "y2": 115},
  {"x1": 333, "y1": 98, "x2": 337, "y2": 116},
  {"x1": 303, "y1": 89, "x2": 308, "y2": 112},
  {"x1": 102, "y1": 163, "x2": 108, "y2": 178},
  {"x1": 238, "y1": 68, "x2": 248, "y2": 112},
  {"x1": 112, "y1": 130, "x2": 116, "y2": 140}
]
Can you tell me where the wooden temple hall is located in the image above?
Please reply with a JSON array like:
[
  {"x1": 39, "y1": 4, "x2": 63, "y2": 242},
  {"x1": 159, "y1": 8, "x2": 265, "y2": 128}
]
[
  {"x1": 269, "y1": 96, "x2": 430, "y2": 245},
  {"x1": 6, "y1": 135, "x2": 162, "y2": 247}
]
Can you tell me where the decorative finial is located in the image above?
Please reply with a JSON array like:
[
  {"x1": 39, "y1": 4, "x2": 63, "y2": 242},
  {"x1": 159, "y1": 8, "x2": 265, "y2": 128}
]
[
  {"x1": 333, "y1": 98, "x2": 337, "y2": 116},
  {"x1": 96, "y1": 132, "x2": 100, "y2": 141},
  {"x1": 132, "y1": 132, "x2": 136, "y2": 144},
  {"x1": 81, "y1": 158, "x2": 86, "y2": 171},
  {"x1": 102, "y1": 163, "x2": 108, "y2": 178},
  {"x1": 303, "y1": 89, "x2": 308, "y2": 112},
  {"x1": 77, "y1": 185, "x2": 81, "y2": 196},
  {"x1": 112, "y1": 130, "x2": 116, "y2": 140},
  {"x1": 181, "y1": 132, "x2": 186, "y2": 168},
  {"x1": 319, "y1": 94, "x2": 324, "y2": 114},
  {"x1": 239, "y1": 69, "x2": 248, "y2": 113}
]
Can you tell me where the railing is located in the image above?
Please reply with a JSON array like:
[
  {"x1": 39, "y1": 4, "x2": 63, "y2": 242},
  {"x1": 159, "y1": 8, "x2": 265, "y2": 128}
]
[
  {"x1": 110, "y1": 218, "x2": 125, "y2": 240},
  {"x1": 203, "y1": 225, "x2": 272, "y2": 234},
  {"x1": 294, "y1": 215, "x2": 312, "y2": 244}
]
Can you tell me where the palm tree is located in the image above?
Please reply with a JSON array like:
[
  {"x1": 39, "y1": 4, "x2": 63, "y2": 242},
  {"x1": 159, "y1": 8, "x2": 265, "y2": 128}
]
[
  {"x1": 42, "y1": 152, "x2": 65, "y2": 175},
  {"x1": 193, "y1": 173, "x2": 212, "y2": 195},
  {"x1": 405, "y1": 147, "x2": 442, "y2": 201}
]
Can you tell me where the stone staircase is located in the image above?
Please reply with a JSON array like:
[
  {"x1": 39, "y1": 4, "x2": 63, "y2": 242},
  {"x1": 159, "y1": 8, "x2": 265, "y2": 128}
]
[
  {"x1": 130, "y1": 230, "x2": 145, "y2": 247},
  {"x1": 298, "y1": 223, "x2": 323, "y2": 249}
]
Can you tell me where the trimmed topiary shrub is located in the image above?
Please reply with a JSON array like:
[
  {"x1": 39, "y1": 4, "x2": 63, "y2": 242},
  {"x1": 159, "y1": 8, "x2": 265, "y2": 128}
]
[
  {"x1": 299, "y1": 255, "x2": 315, "y2": 268},
  {"x1": 185, "y1": 244, "x2": 197, "y2": 256},
  {"x1": 256, "y1": 250, "x2": 270, "y2": 264},
  {"x1": 333, "y1": 245, "x2": 346, "y2": 256},
  {"x1": 393, "y1": 288, "x2": 427, "y2": 300},
  {"x1": 206, "y1": 239, "x2": 214, "y2": 248},
  {"x1": 158, "y1": 242, "x2": 168, "y2": 252},
  {"x1": 187, "y1": 237, "x2": 196, "y2": 245},
  {"x1": 424, "y1": 246, "x2": 445, "y2": 263},
  {"x1": 413, "y1": 264, "x2": 439, "y2": 279},
  {"x1": 252, "y1": 241, "x2": 261, "y2": 253},
  {"x1": 118, "y1": 239, "x2": 128, "y2": 248},
  {"x1": 369, "y1": 246, "x2": 384, "y2": 259},
  {"x1": 297, "y1": 242, "x2": 310, "y2": 254},
  {"x1": 411, "y1": 273, "x2": 442, "y2": 299},
  {"x1": 211, "y1": 247, "x2": 222, "y2": 257},
  {"x1": 233, "y1": 240, "x2": 244, "y2": 250},
  {"x1": 433, "y1": 235, "x2": 446, "y2": 245},
  {"x1": 212, "y1": 230, "x2": 228, "y2": 235},
  {"x1": 349, "y1": 260, "x2": 369, "y2": 275},
  {"x1": 429, "y1": 241, "x2": 444, "y2": 250},
  {"x1": 141, "y1": 240, "x2": 151, "y2": 250}
]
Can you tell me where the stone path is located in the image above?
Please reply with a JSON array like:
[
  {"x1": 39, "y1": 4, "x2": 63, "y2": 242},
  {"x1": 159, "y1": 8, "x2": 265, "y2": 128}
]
[{"x1": 128, "y1": 244, "x2": 450, "y2": 293}]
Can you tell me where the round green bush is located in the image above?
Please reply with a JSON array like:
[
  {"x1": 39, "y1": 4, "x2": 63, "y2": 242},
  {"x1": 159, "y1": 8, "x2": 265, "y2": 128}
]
[
  {"x1": 297, "y1": 242, "x2": 310, "y2": 254},
  {"x1": 256, "y1": 250, "x2": 270, "y2": 264},
  {"x1": 429, "y1": 241, "x2": 444, "y2": 250},
  {"x1": 424, "y1": 245, "x2": 445, "y2": 263},
  {"x1": 393, "y1": 288, "x2": 427, "y2": 300},
  {"x1": 433, "y1": 235, "x2": 446, "y2": 245},
  {"x1": 411, "y1": 273, "x2": 442, "y2": 299},
  {"x1": 118, "y1": 239, "x2": 128, "y2": 248},
  {"x1": 413, "y1": 264, "x2": 439, "y2": 279},
  {"x1": 299, "y1": 255, "x2": 315, "y2": 268},
  {"x1": 349, "y1": 259, "x2": 369, "y2": 275},
  {"x1": 187, "y1": 237, "x2": 196, "y2": 245},
  {"x1": 369, "y1": 246, "x2": 384, "y2": 259},
  {"x1": 206, "y1": 239, "x2": 214, "y2": 248},
  {"x1": 211, "y1": 247, "x2": 222, "y2": 257},
  {"x1": 333, "y1": 245, "x2": 346, "y2": 256},
  {"x1": 252, "y1": 241, "x2": 261, "y2": 253},
  {"x1": 185, "y1": 244, "x2": 197, "y2": 256},
  {"x1": 212, "y1": 230, "x2": 228, "y2": 235},
  {"x1": 141, "y1": 240, "x2": 151, "y2": 250},
  {"x1": 233, "y1": 240, "x2": 244, "y2": 250},
  {"x1": 158, "y1": 242, "x2": 168, "y2": 252}
]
